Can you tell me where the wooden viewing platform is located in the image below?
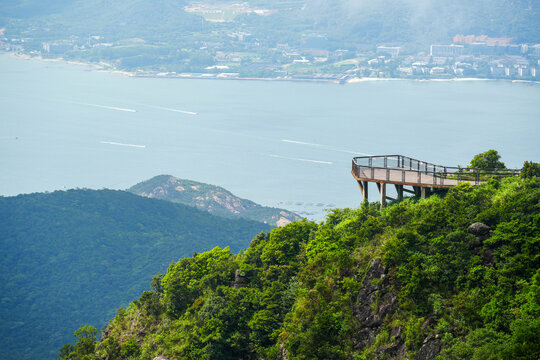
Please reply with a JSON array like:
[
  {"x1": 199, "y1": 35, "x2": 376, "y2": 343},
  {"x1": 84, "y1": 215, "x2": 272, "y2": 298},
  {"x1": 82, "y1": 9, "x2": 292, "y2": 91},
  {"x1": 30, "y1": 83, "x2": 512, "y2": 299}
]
[{"x1": 352, "y1": 155, "x2": 521, "y2": 207}]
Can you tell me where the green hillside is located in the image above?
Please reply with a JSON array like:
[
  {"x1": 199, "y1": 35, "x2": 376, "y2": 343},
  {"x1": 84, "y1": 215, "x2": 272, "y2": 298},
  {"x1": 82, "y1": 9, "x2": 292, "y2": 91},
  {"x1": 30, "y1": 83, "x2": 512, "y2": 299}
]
[
  {"x1": 2, "y1": 0, "x2": 538, "y2": 44},
  {"x1": 0, "y1": 0, "x2": 199, "y2": 40},
  {"x1": 128, "y1": 175, "x2": 302, "y2": 227},
  {"x1": 0, "y1": 189, "x2": 270, "y2": 360},
  {"x1": 256, "y1": 0, "x2": 540, "y2": 45},
  {"x1": 63, "y1": 175, "x2": 539, "y2": 359}
]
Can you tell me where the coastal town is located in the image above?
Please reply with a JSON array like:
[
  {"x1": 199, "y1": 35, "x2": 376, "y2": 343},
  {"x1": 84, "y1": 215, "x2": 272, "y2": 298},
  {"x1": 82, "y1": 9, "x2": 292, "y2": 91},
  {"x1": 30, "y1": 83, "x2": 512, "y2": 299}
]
[{"x1": 2, "y1": 27, "x2": 539, "y2": 82}]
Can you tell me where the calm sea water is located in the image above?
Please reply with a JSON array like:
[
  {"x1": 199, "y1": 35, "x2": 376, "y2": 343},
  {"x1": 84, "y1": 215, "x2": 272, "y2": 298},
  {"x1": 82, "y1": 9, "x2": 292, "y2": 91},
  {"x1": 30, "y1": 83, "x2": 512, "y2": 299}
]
[{"x1": 1, "y1": 54, "x2": 539, "y2": 219}]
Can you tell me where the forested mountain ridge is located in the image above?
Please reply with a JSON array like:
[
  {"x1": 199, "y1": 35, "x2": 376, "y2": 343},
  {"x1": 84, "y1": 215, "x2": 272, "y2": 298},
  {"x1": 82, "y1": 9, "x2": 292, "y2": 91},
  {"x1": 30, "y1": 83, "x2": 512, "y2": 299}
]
[
  {"x1": 2, "y1": 1, "x2": 538, "y2": 79},
  {"x1": 1, "y1": 0, "x2": 537, "y2": 44},
  {"x1": 0, "y1": 189, "x2": 270, "y2": 360},
  {"x1": 129, "y1": 175, "x2": 302, "y2": 227},
  {"x1": 64, "y1": 176, "x2": 539, "y2": 359}
]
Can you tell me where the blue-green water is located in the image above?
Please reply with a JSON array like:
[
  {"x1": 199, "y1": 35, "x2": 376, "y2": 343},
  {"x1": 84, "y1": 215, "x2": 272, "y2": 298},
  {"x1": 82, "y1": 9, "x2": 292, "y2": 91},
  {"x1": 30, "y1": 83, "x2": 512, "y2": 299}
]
[{"x1": 1, "y1": 54, "x2": 539, "y2": 218}]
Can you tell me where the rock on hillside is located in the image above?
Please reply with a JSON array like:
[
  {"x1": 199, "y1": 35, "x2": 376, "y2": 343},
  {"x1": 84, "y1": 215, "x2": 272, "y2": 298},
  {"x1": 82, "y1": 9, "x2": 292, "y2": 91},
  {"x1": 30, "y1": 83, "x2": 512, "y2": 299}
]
[{"x1": 128, "y1": 175, "x2": 302, "y2": 227}]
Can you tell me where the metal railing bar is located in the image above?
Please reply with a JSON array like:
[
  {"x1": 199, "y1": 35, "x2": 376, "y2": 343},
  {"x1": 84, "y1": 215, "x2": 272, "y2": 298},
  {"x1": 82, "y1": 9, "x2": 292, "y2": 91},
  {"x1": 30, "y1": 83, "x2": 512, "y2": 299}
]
[{"x1": 353, "y1": 156, "x2": 520, "y2": 173}]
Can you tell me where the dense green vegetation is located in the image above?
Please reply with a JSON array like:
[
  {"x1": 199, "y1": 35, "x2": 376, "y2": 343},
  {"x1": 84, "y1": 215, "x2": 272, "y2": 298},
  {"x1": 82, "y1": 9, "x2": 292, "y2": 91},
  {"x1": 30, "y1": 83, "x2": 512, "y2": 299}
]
[
  {"x1": 468, "y1": 150, "x2": 506, "y2": 169},
  {"x1": 63, "y1": 175, "x2": 539, "y2": 359},
  {"x1": 128, "y1": 175, "x2": 301, "y2": 227},
  {"x1": 0, "y1": 189, "x2": 270, "y2": 360},
  {"x1": 521, "y1": 161, "x2": 540, "y2": 179}
]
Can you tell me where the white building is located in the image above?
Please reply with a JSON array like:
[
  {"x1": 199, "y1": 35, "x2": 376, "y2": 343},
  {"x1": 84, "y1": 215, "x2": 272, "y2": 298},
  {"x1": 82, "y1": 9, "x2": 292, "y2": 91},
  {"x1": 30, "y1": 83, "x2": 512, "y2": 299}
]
[{"x1": 430, "y1": 44, "x2": 464, "y2": 57}]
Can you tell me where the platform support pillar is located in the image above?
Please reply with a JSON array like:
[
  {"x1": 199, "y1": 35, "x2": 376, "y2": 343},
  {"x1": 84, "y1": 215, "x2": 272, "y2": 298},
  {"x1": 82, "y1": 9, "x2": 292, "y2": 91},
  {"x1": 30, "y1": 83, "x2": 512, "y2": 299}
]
[
  {"x1": 357, "y1": 181, "x2": 369, "y2": 203},
  {"x1": 363, "y1": 181, "x2": 369, "y2": 201},
  {"x1": 395, "y1": 184, "x2": 403, "y2": 201},
  {"x1": 421, "y1": 187, "x2": 426, "y2": 199},
  {"x1": 379, "y1": 183, "x2": 386, "y2": 208}
]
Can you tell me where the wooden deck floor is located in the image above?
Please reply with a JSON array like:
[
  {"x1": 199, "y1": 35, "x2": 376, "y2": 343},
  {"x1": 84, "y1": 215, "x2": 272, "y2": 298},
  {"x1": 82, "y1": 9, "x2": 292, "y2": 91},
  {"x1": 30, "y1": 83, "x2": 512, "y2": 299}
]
[{"x1": 352, "y1": 167, "x2": 477, "y2": 188}]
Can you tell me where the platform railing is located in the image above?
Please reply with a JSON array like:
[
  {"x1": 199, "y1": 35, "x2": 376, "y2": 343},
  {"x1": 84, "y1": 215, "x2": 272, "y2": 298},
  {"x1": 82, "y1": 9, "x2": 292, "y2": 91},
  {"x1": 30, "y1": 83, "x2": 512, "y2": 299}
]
[{"x1": 352, "y1": 155, "x2": 521, "y2": 186}]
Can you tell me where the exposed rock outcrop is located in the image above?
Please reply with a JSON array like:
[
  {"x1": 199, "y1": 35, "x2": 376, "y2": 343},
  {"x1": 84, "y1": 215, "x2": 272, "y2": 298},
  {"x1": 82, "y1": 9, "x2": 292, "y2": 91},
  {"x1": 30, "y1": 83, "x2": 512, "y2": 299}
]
[
  {"x1": 413, "y1": 336, "x2": 441, "y2": 360},
  {"x1": 468, "y1": 222, "x2": 495, "y2": 265},
  {"x1": 153, "y1": 356, "x2": 169, "y2": 360},
  {"x1": 353, "y1": 258, "x2": 404, "y2": 356},
  {"x1": 232, "y1": 269, "x2": 250, "y2": 288},
  {"x1": 374, "y1": 325, "x2": 407, "y2": 358},
  {"x1": 467, "y1": 222, "x2": 491, "y2": 237}
]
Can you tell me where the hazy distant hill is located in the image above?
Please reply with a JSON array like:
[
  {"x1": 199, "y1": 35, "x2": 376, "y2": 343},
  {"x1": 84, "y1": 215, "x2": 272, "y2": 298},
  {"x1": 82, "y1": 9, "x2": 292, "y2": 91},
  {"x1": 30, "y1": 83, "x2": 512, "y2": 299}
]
[
  {"x1": 0, "y1": 0, "x2": 199, "y2": 41},
  {"x1": 276, "y1": 0, "x2": 540, "y2": 45},
  {"x1": 129, "y1": 175, "x2": 302, "y2": 227},
  {"x1": 0, "y1": 189, "x2": 270, "y2": 360},
  {"x1": 1, "y1": 0, "x2": 537, "y2": 46}
]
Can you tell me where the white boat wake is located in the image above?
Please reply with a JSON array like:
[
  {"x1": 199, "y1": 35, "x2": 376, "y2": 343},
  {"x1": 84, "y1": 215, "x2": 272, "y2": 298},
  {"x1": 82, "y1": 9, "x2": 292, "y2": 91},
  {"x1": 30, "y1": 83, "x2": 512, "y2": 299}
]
[
  {"x1": 79, "y1": 103, "x2": 137, "y2": 113},
  {"x1": 146, "y1": 105, "x2": 198, "y2": 115},
  {"x1": 100, "y1": 141, "x2": 146, "y2": 148},
  {"x1": 281, "y1": 139, "x2": 322, "y2": 146},
  {"x1": 281, "y1": 139, "x2": 371, "y2": 156},
  {"x1": 269, "y1": 154, "x2": 333, "y2": 165}
]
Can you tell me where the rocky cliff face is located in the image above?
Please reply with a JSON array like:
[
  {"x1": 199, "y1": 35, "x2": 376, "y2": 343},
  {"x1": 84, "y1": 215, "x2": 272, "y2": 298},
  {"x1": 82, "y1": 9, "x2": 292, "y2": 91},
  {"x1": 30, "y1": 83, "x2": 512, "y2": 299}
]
[
  {"x1": 275, "y1": 257, "x2": 444, "y2": 360},
  {"x1": 352, "y1": 258, "x2": 443, "y2": 360},
  {"x1": 128, "y1": 175, "x2": 302, "y2": 227},
  {"x1": 353, "y1": 258, "x2": 407, "y2": 358}
]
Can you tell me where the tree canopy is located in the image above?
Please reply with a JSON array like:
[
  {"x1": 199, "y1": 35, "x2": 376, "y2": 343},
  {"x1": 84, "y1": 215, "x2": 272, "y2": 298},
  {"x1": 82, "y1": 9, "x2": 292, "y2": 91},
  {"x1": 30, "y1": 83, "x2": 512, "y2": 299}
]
[
  {"x1": 469, "y1": 150, "x2": 506, "y2": 169},
  {"x1": 521, "y1": 161, "x2": 540, "y2": 179},
  {"x1": 60, "y1": 176, "x2": 540, "y2": 359},
  {"x1": 0, "y1": 189, "x2": 269, "y2": 360}
]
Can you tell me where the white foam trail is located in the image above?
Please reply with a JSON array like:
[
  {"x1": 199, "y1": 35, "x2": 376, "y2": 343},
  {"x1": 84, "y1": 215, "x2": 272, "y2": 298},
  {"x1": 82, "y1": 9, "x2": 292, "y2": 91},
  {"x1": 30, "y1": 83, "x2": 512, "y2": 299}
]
[
  {"x1": 329, "y1": 148, "x2": 372, "y2": 156},
  {"x1": 281, "y1": 139, "x2": 371, "y2": 156},
  {"x1": 148, "y1": 105, "x2": 198, "y2": 115},
  {"x1": 282, "y1": 139, "x2": 323, "y2": 147},
  {"x1": 270, "y1": 154, "x2": 333, "y2": 165},
  {"x1": 80, "y1": 103, "x2": 136, "y2": 113},
  {"x1": 100, "y1": 141, "x2": 146, "y2": 148}
]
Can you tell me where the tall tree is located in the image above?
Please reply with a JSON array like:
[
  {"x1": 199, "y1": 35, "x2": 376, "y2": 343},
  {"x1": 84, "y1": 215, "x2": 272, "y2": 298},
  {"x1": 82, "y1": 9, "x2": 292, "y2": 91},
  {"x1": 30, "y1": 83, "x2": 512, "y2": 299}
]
[{"x1": 469, "y1": 150, "x2": 506, "y2": 169}]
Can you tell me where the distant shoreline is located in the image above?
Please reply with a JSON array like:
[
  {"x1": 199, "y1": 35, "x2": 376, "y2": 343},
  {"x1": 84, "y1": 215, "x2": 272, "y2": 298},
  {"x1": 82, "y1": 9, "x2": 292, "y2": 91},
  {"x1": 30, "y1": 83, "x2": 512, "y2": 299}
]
[{"x1": 5, "y1": 52, "x2": 540, "y2": 85}]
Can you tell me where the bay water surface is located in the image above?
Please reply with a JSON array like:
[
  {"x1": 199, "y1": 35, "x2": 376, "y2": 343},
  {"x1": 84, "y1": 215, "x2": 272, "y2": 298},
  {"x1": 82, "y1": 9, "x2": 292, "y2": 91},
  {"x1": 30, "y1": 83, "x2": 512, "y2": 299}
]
[{"x1": 1, "y1": 54, "x2": 539, "y2": 219}]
